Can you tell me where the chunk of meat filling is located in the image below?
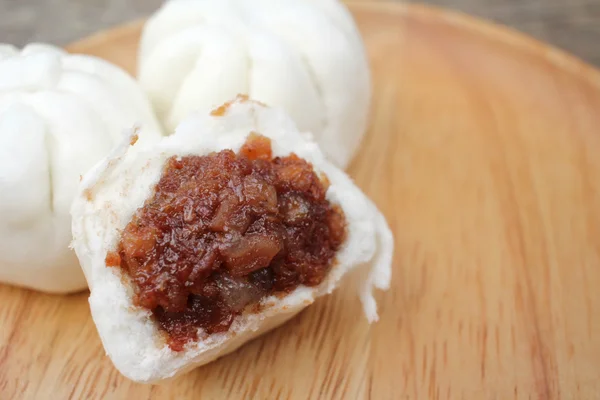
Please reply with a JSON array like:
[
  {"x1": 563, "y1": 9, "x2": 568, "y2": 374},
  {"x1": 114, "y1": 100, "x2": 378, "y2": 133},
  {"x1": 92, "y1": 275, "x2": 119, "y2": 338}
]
[{"x1": 112, "y1": 134, "x2": 346, "y2": 351}]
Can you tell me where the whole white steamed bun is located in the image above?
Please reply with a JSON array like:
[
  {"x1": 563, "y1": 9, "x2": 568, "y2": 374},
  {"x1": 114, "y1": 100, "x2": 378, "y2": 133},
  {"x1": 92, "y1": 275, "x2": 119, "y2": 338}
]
[
  {"x1": 0, "y1": 43, "x2": 162, "y2": 294},
  {"x1": 138, "y1": 0, "x2": 371, "y2": 169}
]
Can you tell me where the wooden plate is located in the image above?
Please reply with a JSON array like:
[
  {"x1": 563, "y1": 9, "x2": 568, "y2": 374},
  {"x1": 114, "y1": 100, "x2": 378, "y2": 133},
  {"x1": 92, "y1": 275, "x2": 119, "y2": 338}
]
[{"x1": 2, "y1": 2, "x2": 600, "y2": 398}]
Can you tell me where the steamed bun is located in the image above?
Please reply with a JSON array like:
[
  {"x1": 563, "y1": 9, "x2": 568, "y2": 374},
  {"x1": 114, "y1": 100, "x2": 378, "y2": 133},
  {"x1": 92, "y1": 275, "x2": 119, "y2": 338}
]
[
  {"x1": 70, "y1": 97, "x2": 392, "y2": 383},
  {"x1": 0, "y1": 43, "x2": 162, "y2": 293},
  {"x1": 138, "y1": 0, "x2": 371, "y2": 169}
]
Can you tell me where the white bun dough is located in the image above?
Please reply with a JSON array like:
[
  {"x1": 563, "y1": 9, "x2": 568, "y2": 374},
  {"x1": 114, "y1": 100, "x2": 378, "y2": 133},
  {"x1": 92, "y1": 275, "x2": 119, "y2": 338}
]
[
  {"x1": 138, "y1": 0, "x2": 371, "y2": 169},
  {"x1": 0, "y1": 43, "x2": 162, "y2": 294},
  {"x1": 71, "y1": 97, "x2": 393, "y2": 383}
]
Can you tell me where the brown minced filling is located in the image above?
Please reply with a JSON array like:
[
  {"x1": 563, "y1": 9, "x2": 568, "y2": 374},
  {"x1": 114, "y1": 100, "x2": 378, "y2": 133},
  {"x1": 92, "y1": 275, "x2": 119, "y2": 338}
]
[{"x1": 106, "y1": 133, "x2": 346, "y2": 351}]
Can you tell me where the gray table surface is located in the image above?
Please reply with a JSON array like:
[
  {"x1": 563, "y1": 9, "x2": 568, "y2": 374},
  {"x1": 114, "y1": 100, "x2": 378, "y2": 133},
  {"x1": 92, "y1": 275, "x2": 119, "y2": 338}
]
[{"x1": 1, "y1": 0, "x2": 599, "y2": 66}]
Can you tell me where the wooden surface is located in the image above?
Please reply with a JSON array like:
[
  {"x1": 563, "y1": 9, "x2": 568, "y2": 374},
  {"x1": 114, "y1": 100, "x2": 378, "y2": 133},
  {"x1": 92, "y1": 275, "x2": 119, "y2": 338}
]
[
  {"x1": 2, "y1": 0, "x2": 600, "y2": 66},
  {"x1": 2, "y1": 2, "x2": 600, "y2": 398},
  {"x1": 408, "y1": 0, "x2": 600, "y2": 66}
]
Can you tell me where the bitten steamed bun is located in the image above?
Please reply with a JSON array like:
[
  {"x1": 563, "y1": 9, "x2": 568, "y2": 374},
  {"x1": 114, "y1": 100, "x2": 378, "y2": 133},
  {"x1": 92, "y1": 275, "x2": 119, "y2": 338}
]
[
  {"x1": 138, "y1": 0, "x2": 371, "y2": 169},
  {"x1": 0, "y1": 43, "x2": 162, "y2": 293},
  {"x1": 71, "y1": 97, "x2": 392, "y2": 383}
]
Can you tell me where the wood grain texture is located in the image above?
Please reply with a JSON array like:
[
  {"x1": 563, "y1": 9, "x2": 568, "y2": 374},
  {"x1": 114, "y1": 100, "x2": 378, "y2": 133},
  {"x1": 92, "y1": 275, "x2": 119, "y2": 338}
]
[{"x1": 2, "y1": 2, "x2": 600, "y2": 399}]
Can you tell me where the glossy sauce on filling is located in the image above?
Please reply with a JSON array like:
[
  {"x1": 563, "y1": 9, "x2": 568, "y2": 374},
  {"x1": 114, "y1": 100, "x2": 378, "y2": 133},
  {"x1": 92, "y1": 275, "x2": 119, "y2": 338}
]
[{"x1": 107, "y1": 134, "x2": 346, "y2": 351}]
